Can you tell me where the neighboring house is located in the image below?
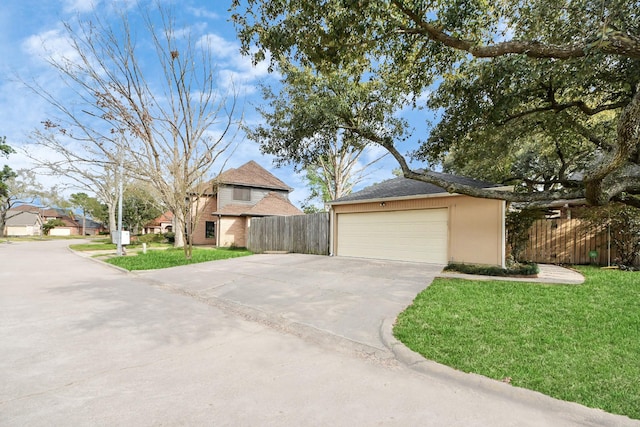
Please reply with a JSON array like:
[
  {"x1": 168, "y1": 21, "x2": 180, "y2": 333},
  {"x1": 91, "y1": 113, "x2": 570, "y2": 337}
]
[
  {"x1": 143, "y1": 211, "x2": 174, "y2": 234},
  {"x1": 40, "y1": 207, "x2": 81, "y2": 236},
  {"x1": 192, "y1": 160, "x2": 302, "y2": 247},
  {"x1": 4, "y1": 210, "x2": 43, "y2": 236},
  {"x1": 328, "y1": 172, "x2": 507, "y2": 267},
  {"x1": 12, "y1": 205, "x2": 95, "y2": 236},
  {"x1": 76, "y1": 216, "x2": 107, "y2": 235}
]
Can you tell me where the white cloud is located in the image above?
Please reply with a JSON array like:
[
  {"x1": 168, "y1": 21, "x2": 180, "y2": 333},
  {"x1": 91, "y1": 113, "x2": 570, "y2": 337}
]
[
  {"x1": 198, "y1": 33, "x2": 240, "y2": 59},
  {"x1": 197, "y1": 33, "x2": 274, "y2": 94},
  {"x1": 169, "y1": 22, "x2": 208, "y2": 40},
  {"x1": 22, "y1": 28, "x2": 81, "y2": 66},
  {"x1": 187, "y1": 6, "x2": 219, "y2": 20},
  {"x1": 62, "y1": 0, "x2": 99, "y2": 13}
]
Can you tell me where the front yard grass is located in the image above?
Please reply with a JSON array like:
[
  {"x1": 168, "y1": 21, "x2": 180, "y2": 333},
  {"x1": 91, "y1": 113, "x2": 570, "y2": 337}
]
[
  {"x1": 105, "y1": 247, "x2": 253, "y2": 270},
  {"x1": 69, "y1": 241, "x2": 169, "y2": 251},
  {"x1": 393, "y1": 266, "x2": 640, "y2": 420}
]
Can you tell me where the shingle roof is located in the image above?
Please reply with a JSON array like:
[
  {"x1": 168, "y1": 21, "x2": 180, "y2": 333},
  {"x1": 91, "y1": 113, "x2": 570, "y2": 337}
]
[
  {"x1": 146, "y1": 211, "x2": 174, "y2": 227},
  {"x1": 13, "y1": 204, "x2": 40, "y2": 213},
  {"x1": 330, "y1": 171, "x2": 499, "y2": 204},
  {"x1": 5, "y1": 210, "x2": 42, "y2": 226},
  {"x1": 213, "y1": 192, "x2": 302, "y2": 217},
  {"x1": 76, "y1": 216, "x2": 105, "y2": 229},
  {"x1": 216, "y1": 161, "x2": 292, "y2": 192}
]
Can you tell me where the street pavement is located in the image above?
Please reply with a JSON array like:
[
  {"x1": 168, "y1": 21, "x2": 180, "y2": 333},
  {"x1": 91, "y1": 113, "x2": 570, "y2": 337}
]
[{"x1": 1, "y1": 239, "x2": 637, "y2": 426}]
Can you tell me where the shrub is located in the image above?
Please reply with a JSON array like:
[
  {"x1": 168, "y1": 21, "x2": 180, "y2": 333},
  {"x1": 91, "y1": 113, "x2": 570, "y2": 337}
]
[
  {"x1": 164, "y1": 231, "x2": 175, "y2": 243},
  {"x1": 137, "y1": 233, "x2": 165, "y2": 244},
  {"x1": 445, "y1": 262, "x2": 539, "y2": 277},
  {"x1": 505, "y1": 208, "x2": 545, "y2": 262}
]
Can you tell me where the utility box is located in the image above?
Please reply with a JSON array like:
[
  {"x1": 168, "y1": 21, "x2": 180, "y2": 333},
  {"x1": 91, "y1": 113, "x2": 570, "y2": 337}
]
[{"x1": 111, "y1": 230, "x2": 130, "y2": 245}]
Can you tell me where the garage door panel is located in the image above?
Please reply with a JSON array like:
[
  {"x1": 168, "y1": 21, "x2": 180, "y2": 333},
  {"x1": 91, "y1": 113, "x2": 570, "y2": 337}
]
[{"x1": 337, "y1": 209, "x2": 448, "y2": 264}]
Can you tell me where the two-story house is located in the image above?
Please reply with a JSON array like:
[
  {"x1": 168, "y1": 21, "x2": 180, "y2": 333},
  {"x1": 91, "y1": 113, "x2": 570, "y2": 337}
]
[{"x1": 192, "y1": 161, "x2": 302, "y2": 247}]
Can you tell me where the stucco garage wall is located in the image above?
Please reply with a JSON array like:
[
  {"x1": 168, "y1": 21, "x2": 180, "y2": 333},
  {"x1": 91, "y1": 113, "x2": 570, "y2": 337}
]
[
  {"x1": 448, "y1": 196, "x2": 505, "y2": 266},
  {"x1": 331, "y1": 194, "x2": 505, "y2": 266}
]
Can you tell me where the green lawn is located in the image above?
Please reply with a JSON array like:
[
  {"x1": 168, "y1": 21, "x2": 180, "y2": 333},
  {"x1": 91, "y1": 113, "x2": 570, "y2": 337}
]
[
  {"x1": 69, "y1": 241, "x2": 169, "y2": 251},
  {"x1": 105, "y1": 247, "x2": 253, "y2": 270},
  {"x1": 393, "y1": 266, "x2": 640, "y2": 420}
]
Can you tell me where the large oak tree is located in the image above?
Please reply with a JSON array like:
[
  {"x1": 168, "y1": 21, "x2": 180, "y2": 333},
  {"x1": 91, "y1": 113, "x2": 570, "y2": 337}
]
[{"x1": 232, "y1": 0, "x2": 640, "y2": 207}]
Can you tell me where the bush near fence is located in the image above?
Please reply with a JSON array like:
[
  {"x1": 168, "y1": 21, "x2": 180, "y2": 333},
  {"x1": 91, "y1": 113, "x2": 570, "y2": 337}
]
[{"x1": 247, "y1": 212, "x2": 329, "y2": 255}]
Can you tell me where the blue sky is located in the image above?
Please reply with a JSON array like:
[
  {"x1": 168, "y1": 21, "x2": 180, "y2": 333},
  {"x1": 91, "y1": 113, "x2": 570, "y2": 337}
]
[{"x1": 0, "y1": 0, "x2": 430, "y2": 209}]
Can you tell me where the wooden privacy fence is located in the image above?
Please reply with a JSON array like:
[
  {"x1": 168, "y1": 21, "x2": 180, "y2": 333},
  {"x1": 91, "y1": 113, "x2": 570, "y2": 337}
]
[
  {"x1": 523, "y1": 218, "x2": 617, "y2": 265},
  {"x1": 247, "y1": 212, "x2": 330, "y2": 255}
]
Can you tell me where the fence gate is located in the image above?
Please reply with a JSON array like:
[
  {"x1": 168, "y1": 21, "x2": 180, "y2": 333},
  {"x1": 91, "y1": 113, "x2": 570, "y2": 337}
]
[{"x1": 523, "y1": 218, "x2": 612, "y2": 265}]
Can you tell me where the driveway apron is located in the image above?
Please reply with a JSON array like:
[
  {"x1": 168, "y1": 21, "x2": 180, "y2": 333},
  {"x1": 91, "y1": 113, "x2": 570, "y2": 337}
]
[{"x1": 137, "y1": 253, "x2": 442, "y2": 354}]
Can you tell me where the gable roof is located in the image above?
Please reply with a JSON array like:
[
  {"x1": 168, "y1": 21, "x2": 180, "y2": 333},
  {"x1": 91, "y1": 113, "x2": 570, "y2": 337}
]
[
  {"x1": 216, "y1": 161, "x2": 292, "y2": 192},
  {"x1": 330, "y1": 171, "x2": 500, "y2": 204},
  {"x1": 213, "y1": 192, "x2": 302, "y2": 217},
  {"x1": 13, "y1": 204, "x2": 78, "y2": 224},
  {"x1": 13, "y1": 204, "x2": 40, "y2": 213},
  {"x1": 5, "y1": 210, "x2": 43, "y2": 226}
]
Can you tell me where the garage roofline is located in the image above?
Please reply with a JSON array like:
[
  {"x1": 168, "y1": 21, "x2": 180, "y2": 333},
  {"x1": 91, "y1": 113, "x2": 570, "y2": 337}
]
[{"x1": 328, "y1": 186, "x2": 512, "y2": 206}]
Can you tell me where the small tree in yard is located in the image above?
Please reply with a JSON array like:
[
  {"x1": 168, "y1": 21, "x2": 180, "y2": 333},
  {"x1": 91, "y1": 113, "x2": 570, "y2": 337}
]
[
  {"x1": 27, "y1": 5, "x2": 240, "y2": 259},
  {"x1": 122, "y1": 184, "x2": 163, "y2": 235},
  {"x1": 69, "y1": 192, "x2": 102, "y2": 236},
  {"x1": 42, "y1": 219, "x2": 65, "y2": 236}
]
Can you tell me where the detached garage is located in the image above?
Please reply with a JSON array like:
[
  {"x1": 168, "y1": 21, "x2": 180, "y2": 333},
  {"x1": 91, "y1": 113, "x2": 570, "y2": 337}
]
[{"x1": 329, "y1": 173, "x2": 507, "y2": 267}]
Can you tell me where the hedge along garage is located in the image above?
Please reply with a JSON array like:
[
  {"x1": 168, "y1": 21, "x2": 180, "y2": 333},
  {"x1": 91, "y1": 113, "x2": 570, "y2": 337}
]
[{"x1": 328, "y1": 173, "x2": 508, "y2": 267}]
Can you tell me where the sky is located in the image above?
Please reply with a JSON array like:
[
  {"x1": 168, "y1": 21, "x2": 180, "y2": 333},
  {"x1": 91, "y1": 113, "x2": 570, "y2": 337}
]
[{"x1": 0, "y1": 0, "x2": 429, "y2": 210}]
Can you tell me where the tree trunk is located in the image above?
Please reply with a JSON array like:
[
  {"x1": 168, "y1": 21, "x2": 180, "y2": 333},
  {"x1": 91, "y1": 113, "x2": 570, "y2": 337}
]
[
  {"x1": 173, "y1": 213, "x2": 185, "y2": 248},
  {"x1": 108, "y1": 201, "x2": 116, "y2": 233}
]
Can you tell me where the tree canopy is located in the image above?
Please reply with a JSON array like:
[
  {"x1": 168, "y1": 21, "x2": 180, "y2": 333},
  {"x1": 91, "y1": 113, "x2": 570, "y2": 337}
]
[
  {"x1": 247, "y1": 61, "x2": 389, "y2": 206},
  {"x1": 232, "y1": 0, "x2": 640, "y2": 208}
]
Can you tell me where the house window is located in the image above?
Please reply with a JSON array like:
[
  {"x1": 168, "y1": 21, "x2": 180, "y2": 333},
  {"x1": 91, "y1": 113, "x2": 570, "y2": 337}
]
[
  {"x1": 205, "y1": 221, "x2": 216, "y2": 239},
  {"x1": 233, "y1": 187, "x2": 251, "y2": 201}
]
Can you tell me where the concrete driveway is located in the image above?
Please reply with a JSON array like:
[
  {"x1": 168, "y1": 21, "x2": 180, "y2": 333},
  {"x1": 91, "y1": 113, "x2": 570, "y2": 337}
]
[
  {"x1": 136, "y1": 253, "x2": 442, "y2": 356},
  {"x1": 2, "y1": 240, "x2": 638, "y2": 426}
]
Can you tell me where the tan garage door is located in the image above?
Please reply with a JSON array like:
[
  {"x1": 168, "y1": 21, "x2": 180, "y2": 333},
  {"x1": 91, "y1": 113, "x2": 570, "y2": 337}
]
[{"x1": 336, "y1": 209, "x2": 448, "y2": 263}]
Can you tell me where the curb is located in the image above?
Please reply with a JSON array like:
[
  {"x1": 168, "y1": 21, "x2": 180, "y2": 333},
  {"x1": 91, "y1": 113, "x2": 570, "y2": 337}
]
[
  {"x1": 67, "y1": 246, "x2": 132, "y2": 274},
  {"x1": 379, "y1": 317, "x2": 638, "y2": 426}
]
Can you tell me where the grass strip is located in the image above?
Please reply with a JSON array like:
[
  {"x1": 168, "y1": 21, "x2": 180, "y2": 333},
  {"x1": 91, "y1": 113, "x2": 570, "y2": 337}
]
[
  {"x1": 105, "y1": 247, "x2": 253, "y2": 270},
  {"x1": 70, "y1": 241, "x2": 170, "y2": 251},
  {"x1": 393, "y1": 266, "x2": 640, "y2": 419}
]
